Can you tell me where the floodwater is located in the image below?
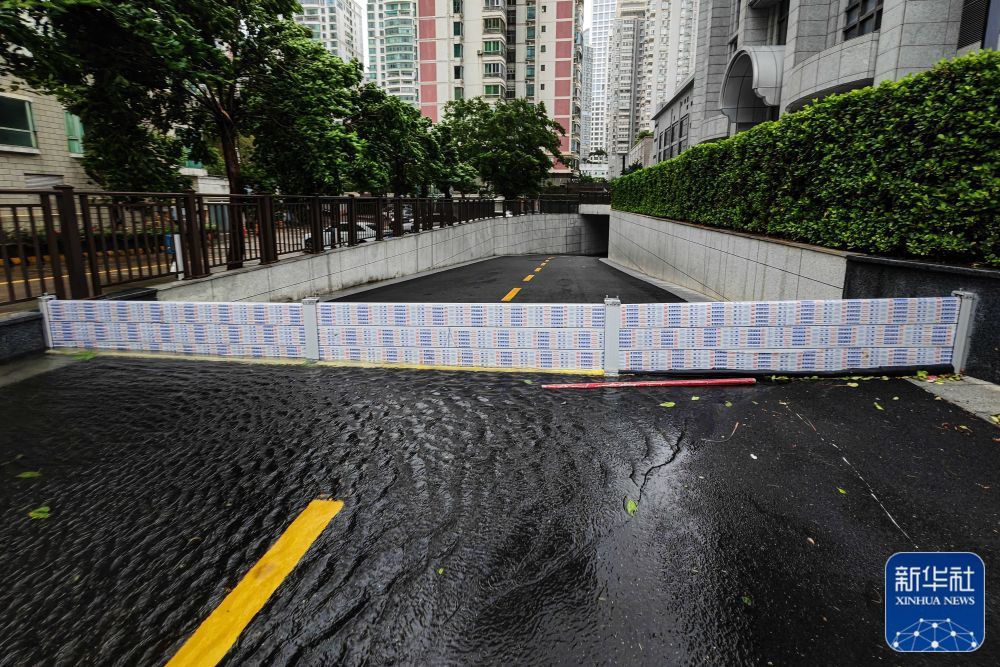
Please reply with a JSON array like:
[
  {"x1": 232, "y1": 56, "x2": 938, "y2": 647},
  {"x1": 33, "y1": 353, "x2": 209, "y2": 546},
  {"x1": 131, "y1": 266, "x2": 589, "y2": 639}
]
[{"x1": 1, "y1": 358, "x2": 998, "y2": 666}]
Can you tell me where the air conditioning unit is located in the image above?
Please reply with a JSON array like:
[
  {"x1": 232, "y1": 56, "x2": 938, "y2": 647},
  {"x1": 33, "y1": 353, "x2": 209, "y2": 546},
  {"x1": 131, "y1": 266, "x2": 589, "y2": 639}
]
[{"x1": 477, "y1": 50, "x2": 483, "y2": 55}]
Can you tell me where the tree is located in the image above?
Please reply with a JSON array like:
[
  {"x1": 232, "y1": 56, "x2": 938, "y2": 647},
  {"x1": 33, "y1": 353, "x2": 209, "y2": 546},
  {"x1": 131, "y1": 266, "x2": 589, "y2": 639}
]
[
  {"x1": 243, "y1": 34, "x2": 363, "y2": 195},
  {"x1": 0, "y1": 1, "x2": 337, "y2": 194},
  {"x1": 427, "y1": 123, "x2": 479, "y2": 197},
  {"x1": 349, "y1": 85, "x2": 433, "y2": 195},
  {"x1": 442, "y1": 97, "x2": 565, "y2": 198},
  {"x1": 621, "y1": 161, "x2": 643, "y2": 176}
]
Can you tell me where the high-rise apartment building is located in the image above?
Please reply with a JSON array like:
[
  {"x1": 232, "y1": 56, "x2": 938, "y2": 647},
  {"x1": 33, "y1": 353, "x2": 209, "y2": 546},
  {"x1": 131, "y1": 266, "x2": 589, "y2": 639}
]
[
  {"x1": 645, "y1": 1, "x2": 699, "y2": 113},
  {"x1": 416, "y1": 0, "x2": 584, "y2": 175},
  {"x1": 605, "y1": 0, "x2": 647, "y2": 171},
  {"x1": 368, "y1": 1, "x2": 420, "y2": 105},
  {"x1": 586, "y1": 0, "x2": 618, "y2": 167},
  {"x1": 294, "y1": 0, "x2": 365, "y2": 63}
]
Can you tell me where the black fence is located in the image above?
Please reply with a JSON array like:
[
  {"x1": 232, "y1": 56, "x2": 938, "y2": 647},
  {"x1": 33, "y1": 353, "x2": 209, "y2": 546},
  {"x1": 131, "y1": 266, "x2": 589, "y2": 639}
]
[{"x1": 0, "y1": 188, "x2": 607, "y2": 306}]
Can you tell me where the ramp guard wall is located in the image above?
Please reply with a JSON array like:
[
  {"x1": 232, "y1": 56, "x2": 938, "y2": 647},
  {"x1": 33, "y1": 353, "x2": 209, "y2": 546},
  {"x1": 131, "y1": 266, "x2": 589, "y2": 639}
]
[{"x1": 39, "y1": 295, "x2": 969, "y2": 375}]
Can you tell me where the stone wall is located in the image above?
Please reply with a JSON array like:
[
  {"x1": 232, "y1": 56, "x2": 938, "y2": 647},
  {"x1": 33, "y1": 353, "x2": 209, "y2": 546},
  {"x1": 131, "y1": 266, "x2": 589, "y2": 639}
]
[{"x1": 608, "y1": 210, "x2": 848, "y2": 301}]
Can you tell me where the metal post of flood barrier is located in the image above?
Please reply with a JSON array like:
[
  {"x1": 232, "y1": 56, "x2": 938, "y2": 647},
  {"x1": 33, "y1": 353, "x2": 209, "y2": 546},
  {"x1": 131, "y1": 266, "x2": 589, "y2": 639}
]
[
  {"x1": 37, "y1": 294, "x2": 55, "y2": 349},
  {"x1": 302, "y1": 297, "x2": 320, "y2": 362},
  {"x1": 951, "y1": 291, "x2": 978, "y2": 374},
  {"x1": 603, "y1": 296, "x2": 621, "y2": 377}
]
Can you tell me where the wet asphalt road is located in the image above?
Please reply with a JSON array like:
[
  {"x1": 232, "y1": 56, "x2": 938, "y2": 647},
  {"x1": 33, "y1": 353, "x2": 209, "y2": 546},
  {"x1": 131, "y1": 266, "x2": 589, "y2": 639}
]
[
  {"x1": 1, "y1": 254, "x2": 998, "y2": 666},
  {"x1": 331, "y1": 255, "x2": 684, "y2": 303}
]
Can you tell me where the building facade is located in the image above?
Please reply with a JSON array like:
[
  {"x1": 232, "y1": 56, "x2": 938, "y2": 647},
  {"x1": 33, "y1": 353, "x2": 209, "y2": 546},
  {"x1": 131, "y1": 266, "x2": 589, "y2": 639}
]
[
  {"x1": 646, "y1": 0, "x2": 700, "y2": 111},
  {"x1": 585, "y1": 0, "x2": 618, "y2": 169},
  {"x1": 0, "y1": 76, "x2": 95, "y2": 190},
  {"x1": 368, "y1": 1, "x2": 420, "y2": 105},
  {"x1": 605, "y1": 0, "x2": 647, "y2": 176},
  {"x1": 416, "y1": 0, "x2": 584, "y2": 174},
  {"x1": 295, "y1": 0, "x2": 365, "y2": 63},
  {"x1": 654, "y1": 0, "x2": 1000, "y2": 164}
]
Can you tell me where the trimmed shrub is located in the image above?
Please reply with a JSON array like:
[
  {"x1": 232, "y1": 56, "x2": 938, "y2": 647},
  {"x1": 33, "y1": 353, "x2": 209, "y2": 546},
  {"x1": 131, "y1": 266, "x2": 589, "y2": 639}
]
[{"x1": 612, "y1": 51, "x2": 1000, "y2": 266}]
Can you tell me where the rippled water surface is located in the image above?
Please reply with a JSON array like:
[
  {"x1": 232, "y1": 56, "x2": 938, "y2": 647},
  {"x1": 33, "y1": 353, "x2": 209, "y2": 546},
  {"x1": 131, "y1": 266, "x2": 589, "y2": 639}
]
[{"x1": 1, "y1": 358, "x2": 998, "y2": 666}]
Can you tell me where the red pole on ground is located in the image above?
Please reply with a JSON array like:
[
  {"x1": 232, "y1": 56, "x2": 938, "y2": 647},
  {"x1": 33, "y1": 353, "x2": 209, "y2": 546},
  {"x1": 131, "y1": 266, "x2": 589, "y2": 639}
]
[{"x1": 541, "y1": 378, "x2": 757, "y2": 390}]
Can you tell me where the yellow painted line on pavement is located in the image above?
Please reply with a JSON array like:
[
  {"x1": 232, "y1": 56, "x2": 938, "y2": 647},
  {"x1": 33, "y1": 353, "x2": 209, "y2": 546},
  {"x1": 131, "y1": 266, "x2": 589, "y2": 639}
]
[
  {"x1": 167, "y1": 499, "x2": 343, "y2": 667},
  {"x1": 534, "y1": 267, "x2": 542, "y2": 273},
  {"x1": 501, "y1": 287, "x2": 521, "y2": 301},
  {"x1": 523, "y1": 274, "x2": 534, "y2": 282}
]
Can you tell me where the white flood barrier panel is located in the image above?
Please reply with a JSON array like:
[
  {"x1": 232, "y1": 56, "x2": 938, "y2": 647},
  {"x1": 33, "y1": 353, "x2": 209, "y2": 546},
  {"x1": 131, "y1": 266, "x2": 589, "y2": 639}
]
[
  {"x1": 40, "y1": 296, "x2": 968, "y2": 375},
  {"x1": 315, "y1": 302, "x2": 605, "y2": 371},
  {"x1": 44, "y1": 299, "x2": 307, "y2": 359},
  {"x1": 620, "y1": 297, "x2": 961, "y2": 373}
]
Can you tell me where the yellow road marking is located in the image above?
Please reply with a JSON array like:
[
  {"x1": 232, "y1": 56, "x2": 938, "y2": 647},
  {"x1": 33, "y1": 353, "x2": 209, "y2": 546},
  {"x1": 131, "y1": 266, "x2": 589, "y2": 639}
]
[
  {"x1": 501, "y1": 287, "x2": 521, "y2": 301},
  {"x1": 534, "y1": 267, "x2": 542, "y2": 272},
  {"x1": 523, "y1": 274, "x2": 534, "y2": 282},
  {"x1": 167, "y1": 499, "x2": 343, "y2": 667}
]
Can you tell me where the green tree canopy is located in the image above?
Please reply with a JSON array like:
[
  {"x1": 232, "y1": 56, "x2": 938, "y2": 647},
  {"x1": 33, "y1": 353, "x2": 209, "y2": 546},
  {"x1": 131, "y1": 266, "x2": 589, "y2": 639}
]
[
  {"x1": 442, "y1": 98, "x2": 565, "y2": 198},
  {"x1": 0, "y1": 0, "x2": 361, "y2": 193}
]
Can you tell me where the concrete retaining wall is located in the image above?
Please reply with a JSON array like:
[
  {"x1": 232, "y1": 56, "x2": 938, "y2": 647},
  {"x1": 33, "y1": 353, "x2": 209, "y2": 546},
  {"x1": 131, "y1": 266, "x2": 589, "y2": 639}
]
[
  {"x1": 158, "y1": 213, "x2": 605, "y2": 303},
  {"x1": 0, "y1": 311, "x2": 46, "y2": 363},
  {"x1": 609, "y1": 211, "x2": 849, "y2": 301},
  {"x1": 844, "y1": 256, "x2": 1000, "y2": 384}
]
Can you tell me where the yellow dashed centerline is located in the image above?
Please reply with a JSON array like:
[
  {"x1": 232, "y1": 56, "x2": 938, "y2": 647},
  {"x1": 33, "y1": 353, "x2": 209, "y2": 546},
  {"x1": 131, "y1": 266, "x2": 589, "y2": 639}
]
[
  {"x1": 501, "y1": 287, "x2": 521, "y2": 302},
  {"x1": 523, "y1": 274, "x2": 534, "y2": 282},
  {"x1": 534, "y1": 267, "x2": 542, "y2": 273},
  {"x1": 167, "y1": 499, "x2": 343, "y2": 667}
]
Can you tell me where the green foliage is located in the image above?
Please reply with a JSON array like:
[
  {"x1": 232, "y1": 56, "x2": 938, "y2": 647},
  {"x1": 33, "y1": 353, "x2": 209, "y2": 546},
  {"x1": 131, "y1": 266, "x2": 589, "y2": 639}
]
[
  {"x1": 611, "y1": 51, "x2": 1000, "y2": 266},
  {"x1": 442, "y1": 97, "x2": 565, "y2": 198},
  {"x1": 244, "y1": 33, "x2": 362, "y2": 194},
  {"x1": 349, "y1": 85, "x2": 436, "y2": 195}
]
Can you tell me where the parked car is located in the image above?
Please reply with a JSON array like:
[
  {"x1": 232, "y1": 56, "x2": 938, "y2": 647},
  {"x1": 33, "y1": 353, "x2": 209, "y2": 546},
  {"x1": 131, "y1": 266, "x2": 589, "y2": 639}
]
[{"x1": 302, "y1": 222, "x2": 378, "y2": 252}]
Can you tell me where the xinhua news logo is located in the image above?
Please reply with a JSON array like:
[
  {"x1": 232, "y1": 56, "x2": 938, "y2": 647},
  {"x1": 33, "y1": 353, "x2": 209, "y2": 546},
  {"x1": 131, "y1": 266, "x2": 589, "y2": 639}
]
[{"x1": 885, "y1": 552, "x2": 985, "y2": 652}]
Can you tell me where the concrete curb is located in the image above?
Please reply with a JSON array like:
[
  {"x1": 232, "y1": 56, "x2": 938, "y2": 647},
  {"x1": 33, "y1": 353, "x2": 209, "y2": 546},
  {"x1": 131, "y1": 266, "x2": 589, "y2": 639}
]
[{"x1": 599, "y1": 258, "x2": 714, "y2": 302}]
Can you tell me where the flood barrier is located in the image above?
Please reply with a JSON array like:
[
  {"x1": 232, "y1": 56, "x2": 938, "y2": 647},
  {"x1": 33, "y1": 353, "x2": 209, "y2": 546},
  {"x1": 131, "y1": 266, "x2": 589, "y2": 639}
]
[{"x1": 39, "y1": 294, "x2": 976, "y2": 376}]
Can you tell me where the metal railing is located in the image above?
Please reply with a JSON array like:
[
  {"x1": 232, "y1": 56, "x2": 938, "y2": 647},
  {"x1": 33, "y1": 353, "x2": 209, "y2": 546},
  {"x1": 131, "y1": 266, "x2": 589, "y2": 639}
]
[{"x1": 0, "y1": 188, "x2": 605, "y2": 307}]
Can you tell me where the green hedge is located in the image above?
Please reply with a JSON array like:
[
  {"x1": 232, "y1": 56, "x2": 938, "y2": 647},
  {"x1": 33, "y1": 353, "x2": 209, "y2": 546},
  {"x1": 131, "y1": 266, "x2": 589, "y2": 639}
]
[{"x1": 612, "y1": 51, "x2": 1000, "y2": 267}]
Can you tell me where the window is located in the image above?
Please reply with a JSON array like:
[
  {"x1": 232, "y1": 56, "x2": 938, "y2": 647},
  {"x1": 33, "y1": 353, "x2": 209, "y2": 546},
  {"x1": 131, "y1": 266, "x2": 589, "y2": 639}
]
[
  {"x1": 454, "y1": 65, "x2": 464, "y2": 79},
  {"x1": 0, "y1": 96, "x2": 36, "y2": 148},
  {"x1": 455, "y1": 87, "x2": 464, "y2": 99},
  {"x1": 541, "y1": 25, "x2": 546, "y2": 32},
  {"x1": 540, "y1": 64, "x2": 545, "y2": 71},
  {"x1": 527, "y1": 6, "x2": 536, "y2": 20},
  {"x1": 768, "y1": 0, "x2": 790, "y2": 45},
  {"x1": 65, "y1": 112, "x2": 84, "y2": 154},
  {"x1": 526, "y1": 83, "x2": 535, "y2": 97},
  {"x1": 453, "y1": 21, "x2": 463, "y2": 36},
  {"x1": 454, "y1": 43, "x2": 463, "y2": 57},
  {"x1": 483, "y1": 40, "x2": 505, "y2": 56},
  {"x1": 540, "y1": 83, "x2": 545, "y2": 90},
  {"x1": 484, "y1": 84, "x2": 503, "y2": 97},
  {"x1": 844, "y1": 0, "x2": 883, "y2": 40},
  {"x1": 540, "y1": 44, "x2": 546, "y2": 53},
  {"x1": 484, "y1": 17, "x2": 504, "y2": 33},
  {"x1": 526, "y1": 64, "x2": 535, "y2": 77},
  {"x1": 527, "y1": 26, "x2": 535, "y2": 39},
  {"x1": 526, "y1": 45, "x2": 535, "y2": 60},
  {"x1": 453, "y1": 0, "x2": 462, "y2": 13},
  {"x1": 505, "y1": 89, "x2": 516, "y2": 99},
  {"x1": 484, "y1": 62, "x2": 505, "y2": 77}
]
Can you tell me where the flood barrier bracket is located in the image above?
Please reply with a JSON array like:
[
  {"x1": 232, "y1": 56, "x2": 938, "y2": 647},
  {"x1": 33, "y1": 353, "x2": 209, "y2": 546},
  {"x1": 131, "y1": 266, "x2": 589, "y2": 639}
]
[{"x1": 950, "y1": 291, "x2": 977, "y2": 374}]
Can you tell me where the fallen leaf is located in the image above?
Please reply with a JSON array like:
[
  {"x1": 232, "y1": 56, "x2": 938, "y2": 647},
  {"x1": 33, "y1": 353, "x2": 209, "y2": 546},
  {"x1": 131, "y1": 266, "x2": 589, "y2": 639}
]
[
  {"x1": 16, "y1": 471, "x2": 41, "y2": 479},
  {"x1": 625, "y1": 497, "x2": 638, "y2": 517},
  {"x1": 892, "y1": 396, "x2": 899, "y2": 400},
  {"x1": 522, "y1": 380, "x2": 533, "y2": 385},
  {"x1": 72, "y1": 351, "x2": 96, "y2": 361},
  {"x1": 741, "y1": 595, "x2": 753, "y2": 606},
  {"x1": 437, "y1": 567, "x2": 445, "y2": 575},
  {"x1": 989, "y1": 414, "x2": 999, "y2": 426},
  {"x1": 846, "y1": 382, "x2": 859, "y2": 388},
  {"x1": 874, "y1": 402, "x2": 884, "y2": 411},
  {"x1": 724, "y1": 401, "x2": 733, "y2": 408},
  {"x1": 28, "y1": 505, "x2": 50, "y2": 520},
  {"x1": 750, "y1": 453, "x2": 758, "y2": 460},
  {"x1": 660, "y1": 401, "x2": 676, "y2": 408},
  {"x1": 691, "y1": 396, "x2": 700, "y2": 401},
  {"x1": 806, "y1": 537, "x2": 816, "y2": 546},
  {"x1": 837, "y1": 487, "x2": 847, "y2": 495}
]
